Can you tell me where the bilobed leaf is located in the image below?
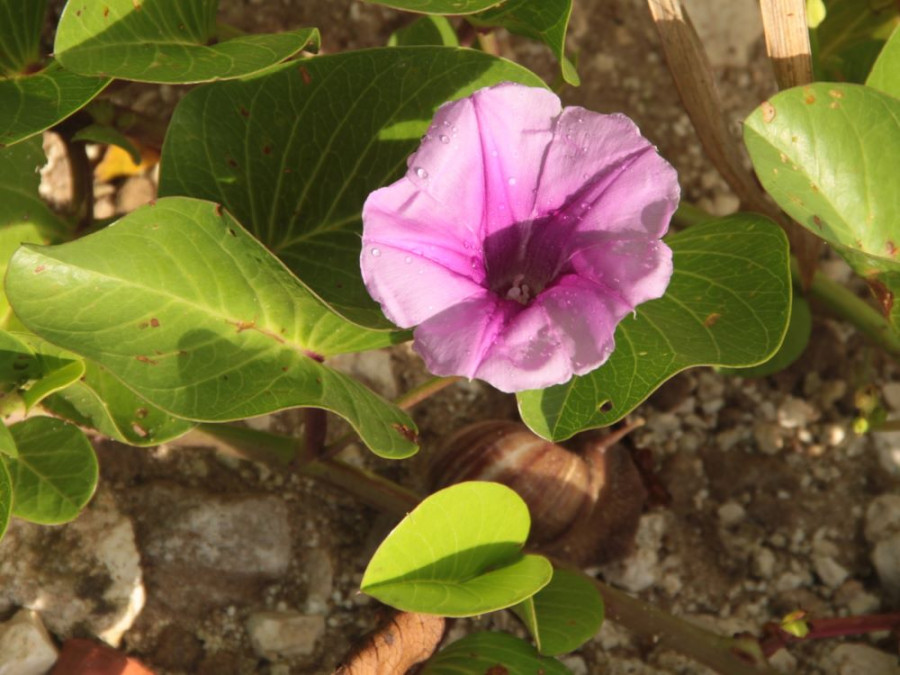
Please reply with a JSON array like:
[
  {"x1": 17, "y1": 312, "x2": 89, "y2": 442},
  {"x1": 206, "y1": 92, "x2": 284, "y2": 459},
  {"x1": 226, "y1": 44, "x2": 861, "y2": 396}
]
[
  {"x1": 361, "y1": 482, "x2": 553, "y2": 616},
  {"x1": 0, "y1": 61, "x2": 109, "y2": 147},
  {"x1": 867, "y1": 25, "x2": 900, "y2": 98},
  {"x1": 4, "y1": 416, "x2": 97, "y2": 524},
  {"x1": 363, "y1": 0, "x2": 502, "y2": 14},
  {"x1": 159, "y1": 47, "x2": 545, "y2": 328},
  {"x1": 744, "y1": 83, "x2": 900, "y2": 330},
  {"x1": 421, "y1": 632, "x2": 571, "y2": 675},
  {"x1": 6, "y1": 197, "x2": 418, "y2": 459},
  {"x1": 0, "y1": 458, "x2": 10, "y2": 540},
  {"x1": 388, "y1": 15, "x2": 459, "y2": 46},
  {"x1": 519, "y1": 215, "x2": 791, "y2": 441},
  {"x1": 43, "y1": 362, "x2": 196, "y2": 447},
  {"x1": 54, "y1": 0, "x2": 319, "y2": 84},
  {"x1": 0, "y1": 0, "x2": 46, "y2": 76},
  {"x1": 513, "y1": 568, "x2": 604, "y2": 656},
  {"x1": 469, "y1": 0, "x2": 579, "y2": 85}
]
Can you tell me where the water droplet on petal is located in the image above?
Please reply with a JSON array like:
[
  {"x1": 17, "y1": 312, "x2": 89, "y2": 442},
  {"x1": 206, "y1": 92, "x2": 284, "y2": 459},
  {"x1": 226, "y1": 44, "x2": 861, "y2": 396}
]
[
  {"x1": 443, "y1": 120, "x2": 451, "y2": 127},
  {"x1": 451, "y1": 125, "x2": 458, "y2": 133},
  {"x1": 371, "y1": 248, "x2": 381, "y2": 257},
  {"x1": 404, "y1": 256, "x2": 413, "y2": 264},
  {"x1": 414, "y1": 167, "x2": 428, "y2": 179},
  {"x1": 439, "y1": 134, "x2": 450, "y2": 144},
  {"x1": 508, "y1": 177, "x2": 517, "y2": 186}
]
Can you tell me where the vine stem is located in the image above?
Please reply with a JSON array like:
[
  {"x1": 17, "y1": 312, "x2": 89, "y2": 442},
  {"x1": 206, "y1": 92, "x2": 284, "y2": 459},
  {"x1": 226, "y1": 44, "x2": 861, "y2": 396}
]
[{"x1": 192, "y1": 421, "x2": 778, "y2": 673}]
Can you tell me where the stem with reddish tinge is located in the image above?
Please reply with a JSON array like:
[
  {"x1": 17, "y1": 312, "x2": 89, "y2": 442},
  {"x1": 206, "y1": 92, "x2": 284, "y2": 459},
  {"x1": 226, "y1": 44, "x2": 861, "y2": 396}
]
[
  {"x1": 759, "y1": 613, "x2": 900, "y2": 657},
  {"x1": 394, "y1": 376, "x2": 462, "y2": 410}
]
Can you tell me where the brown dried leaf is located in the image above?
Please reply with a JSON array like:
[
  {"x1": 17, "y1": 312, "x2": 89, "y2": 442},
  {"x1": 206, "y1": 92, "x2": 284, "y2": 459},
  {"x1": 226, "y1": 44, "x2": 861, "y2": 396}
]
[{"x1": 335, "y1": 611, "x2": 446, "y2": 675}]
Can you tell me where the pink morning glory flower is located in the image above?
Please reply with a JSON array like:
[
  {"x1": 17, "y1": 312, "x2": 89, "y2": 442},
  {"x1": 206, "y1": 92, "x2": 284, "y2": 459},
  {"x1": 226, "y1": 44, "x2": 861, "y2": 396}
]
[{"x1": 361, "y1": 83, "x2": 679, "y2": 393}]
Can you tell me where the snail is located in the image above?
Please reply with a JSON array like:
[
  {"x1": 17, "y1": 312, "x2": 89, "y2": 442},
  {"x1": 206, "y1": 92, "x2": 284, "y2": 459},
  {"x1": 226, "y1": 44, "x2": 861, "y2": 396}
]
[{"x1": 429, "y1": 420, "x2": 648, "y2": 567}]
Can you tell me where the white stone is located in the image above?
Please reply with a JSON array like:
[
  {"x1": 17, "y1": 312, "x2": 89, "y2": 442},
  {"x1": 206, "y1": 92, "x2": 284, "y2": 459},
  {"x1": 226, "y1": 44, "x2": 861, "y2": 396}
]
[
  {"x1": 865, "y1": 494, "x2": 900, "y2": 543},
  {"x1": 754, "y1": 422, "x2": 784, "y2": 455},
  {"x1": 825, "y1": 643, "x2": 900, "y2": 675},
  {"x1": 246, "y1": 611, "x2": 325, "y2": 659},
  {"x1": 0, "y1": 490, "x2": 144, "y2": 646},
  {"x1": 0, "y1": 610, "x2": 57, "y2": 675},
  {"x1": 559, "y1": 655, "x2": 588, "y2": 675},
  {"x1": 753, "y1": 547, "x2": 776, "y2": 579},
  {"x1": 769, "y1": 649, "x2": 798, "y2": 674},
  {"x1": 872, "y1": 433, "x2": 900, "y2": 476},
  {"x1": 777, "y1": 397, "x2": 817, "y2": 429},
  {"x1": 871, "y1": 534, "x2": 900, "y2": 600},
  {"x1": 813, "y1": 554, "x2": 850, "y2": 589},
  {"x1": 883, "y1": 382, "x2": 900, "y2": 411},
  {"x1": 717, "y1": 501, "x2": 745, "y2": 526},
  {"x1": 600, "y1": 514, "x2": 667, "y2": 593},
  {"x1": 326, "y1": 349, "x2": 397, "y2": 399}
]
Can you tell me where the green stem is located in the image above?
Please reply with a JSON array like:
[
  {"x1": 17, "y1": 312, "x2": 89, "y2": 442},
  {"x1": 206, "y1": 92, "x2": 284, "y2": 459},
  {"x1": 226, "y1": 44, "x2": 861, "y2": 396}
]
[
  {"x1": 574, "y1": 567, "x2": 775, "y2": 674},
  {"x1": 795, "y1": 259, "x2": 900, "y2": 361},
  {"x1": 195, "y1": 423, "x2": 420, "y2": 515},
  {"x1": 394, "y1": 376, "x2": 462, "y2": 410}
]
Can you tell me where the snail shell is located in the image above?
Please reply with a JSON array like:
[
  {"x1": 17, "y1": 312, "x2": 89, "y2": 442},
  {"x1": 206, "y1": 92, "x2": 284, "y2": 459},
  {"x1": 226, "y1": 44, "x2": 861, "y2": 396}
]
[{"x1": 429, "y1": 420, "x2": 647, "y2": 567}]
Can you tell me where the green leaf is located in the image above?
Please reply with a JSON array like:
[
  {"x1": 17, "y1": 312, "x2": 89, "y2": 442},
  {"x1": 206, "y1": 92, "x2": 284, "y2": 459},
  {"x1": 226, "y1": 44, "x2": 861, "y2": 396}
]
[
  {"x1": 744, "y1": 83, "x2": 900, "y2": 330},
  {"x1": 4, "y1": 416, "x2": 97, "y2": 524},
  {"x1": 513, "y1": 568, "x2": 604, "y2": 656},
  {"x1": 519, "y1": 215, "x2": 791, "y2": 441},
  {"x1": 72, "y1": 124, "x2": 142, "y2": 165},
  {"x1": 469, "y1": 0, "x2": 579, "y2": 86},
  {"x1": 421, "y1": 632, "x2": 571, "y2": 675},
  {"x1": 0, "y1": 61, "x2": 109, "y2": 147},
  {"x1": 867, "y1": 25, "x2": 900, "y2": 98},
  {"x1": 363, "y1": 0, "x2": 502, "y2": 15},
  {"x1": 0, "y1": 331, "x2": 85, "y2": 414},
  {"x1": 6, "y1": 196, "x2": 418, "y2": 459},
  {"x1": 807, "y1": 0, "x2": 826, "y2": 29},
  {"x1": 0, "y1": 458, "x2": 11, "y2": 540},
  {"x1": 361, "y1": 482, "x2": 553, "y2": 616},
  {"x1": 389, "y1": 16, "x2": 460, "y2": 47},
  {"x1": 159, "y1": 47, "x2": 545, "y2": 328},
  {"x1": 813, "y1": 0, "x2": 898, "y2": 82},
  {"x1": 54, "y1": 0, "x2": 319, "y2": 84},
  {"x1": 0, "y1": 0, "x2": 46, "y2": 76},
  {"x1": 0, "y1": 422, "x2": 17, "y2": 458},
  {"x1": 43, "y1": 362, "x2": 196, "y2": 447},
  {"x1": 720, "y1": 295, "x2": 811, "y2": 378}
]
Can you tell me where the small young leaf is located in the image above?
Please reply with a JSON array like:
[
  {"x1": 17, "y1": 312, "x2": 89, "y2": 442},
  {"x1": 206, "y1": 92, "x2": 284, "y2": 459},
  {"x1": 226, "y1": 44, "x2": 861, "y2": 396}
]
[
  {"x1": 54, "y1": 0, "x2": 319, "y2": 84},
  {"x1": 469, "y1": 0, "x2": 579, "y2": 86},
  {"x1": 6, "y1": 197, "x2": 417, "y2": 459},
  {"x1": 159, "y1": 47, "x2": 544, "y2": 328},
  {"x1": 513, "y1": 568, "x2": 604, "y2": 656},
  {"x1": 420, "y1": 632, "x2": 571, "y2": 675},
  {"x1": 389, "y1": 16, "x2": 459, "y2": 46},
  {"x1": 0, "y1": 422, "x2": 17, "y2": 459},
  {"x1": 0, "y1": 458, "x2": 11, "y2": 540},
  {"x1": 0, "y1": 62, "x2": 109, "y2": 147},
  {"x1": 0, "y1": 331, "x2": 85, "y2": 413},
  {"x1": 518, "y1": 214, "x2": 791, "y2": 441},
  {"x1": 43, "y1": 362, "x2": 196, "y2": 447},
  {"x1": 361, "y1": 482, "x2": 553, "y2": 617},
  {"x1": 744, "y1": 83, "x2": 900, "y2": 331},
  {"x1": 4, "y1": 417, "x2": 98, "y2": 524}
]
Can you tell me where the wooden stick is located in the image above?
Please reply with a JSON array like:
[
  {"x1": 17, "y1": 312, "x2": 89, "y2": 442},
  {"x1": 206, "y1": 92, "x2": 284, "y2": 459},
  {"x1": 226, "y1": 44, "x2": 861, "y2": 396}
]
[{"x1": 758, "y1": 0, "x2": 814, "y2": 89}]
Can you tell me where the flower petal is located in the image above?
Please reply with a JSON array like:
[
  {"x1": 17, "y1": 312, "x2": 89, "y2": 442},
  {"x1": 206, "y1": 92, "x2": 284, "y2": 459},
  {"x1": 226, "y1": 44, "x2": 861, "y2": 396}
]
[
  {"x1": 568, "y1": 237, "x2": 674, "y2": 309},
  {"x1": 536, "y1": 109, "x2": 680, "y2": 238},
  {"x1": 362, "y1": 181, "x2": 486, "y2": 327},
  {"x1": 406, "y1": 82, "x2": 562, "y2": 236}
]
